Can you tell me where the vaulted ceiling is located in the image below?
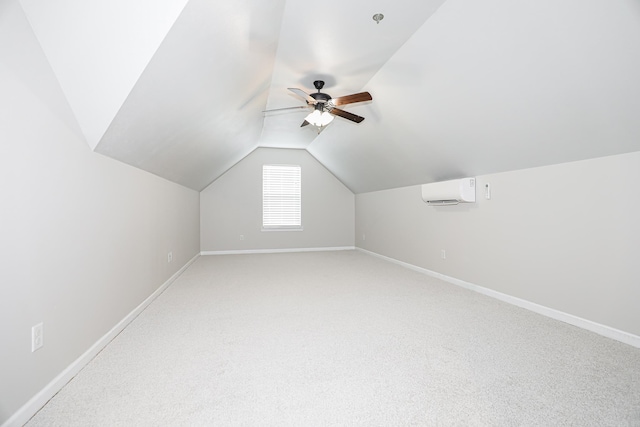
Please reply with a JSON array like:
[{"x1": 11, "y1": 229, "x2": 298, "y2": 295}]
[{"x1": 16, "y1": 0, "x2": 640, "y2": 193}]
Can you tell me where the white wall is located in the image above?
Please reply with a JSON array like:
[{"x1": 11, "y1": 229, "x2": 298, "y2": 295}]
[
  {"x1": 0, "y1": 2, "x2": 200, "y2": 424},
  {"x1": 201, "y1": 147, "x2": 354, "y2": 251},
  {"x1": 356, "y1": 151, "x2": 640, "y2": 338}
]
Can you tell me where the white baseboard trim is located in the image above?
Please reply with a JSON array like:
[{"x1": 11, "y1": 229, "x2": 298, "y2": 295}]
[
  {"x1": 201, "y1": 246, "x2": 355, "y2": 256},
  {"x1": 2, "y1": 253, "x2": 200, "y2": 427},
  {"x1": 357, "y1": 247, "x2": 640, "y2": 349}
]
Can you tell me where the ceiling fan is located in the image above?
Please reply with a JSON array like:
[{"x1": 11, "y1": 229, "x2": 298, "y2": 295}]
[{"x1": 264, "y1": 80, "x2": 372, "y2": 129}]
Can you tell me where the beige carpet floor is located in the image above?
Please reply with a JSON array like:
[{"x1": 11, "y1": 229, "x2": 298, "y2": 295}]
[{"x1": 26, "y1": 250, "x2": 640, "y2": 426}]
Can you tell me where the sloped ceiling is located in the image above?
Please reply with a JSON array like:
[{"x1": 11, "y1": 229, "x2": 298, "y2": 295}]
[{"x1": 16, "y1": 0, "x2": 640, "y2": 193}]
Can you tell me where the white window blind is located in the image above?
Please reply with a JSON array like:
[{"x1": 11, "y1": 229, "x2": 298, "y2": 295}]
[{"x1": 262, "y1": 164, "x2": 302, "y2": 230}]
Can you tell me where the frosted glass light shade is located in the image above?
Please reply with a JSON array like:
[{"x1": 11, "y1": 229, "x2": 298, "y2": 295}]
[{"x1": 305, "y1": 110, "x2": 334, "y2": 127}]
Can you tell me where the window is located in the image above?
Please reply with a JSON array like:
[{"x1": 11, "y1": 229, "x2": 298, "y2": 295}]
[{"x1": 262, "y1": 164, "x2": 302, "y2": 230}]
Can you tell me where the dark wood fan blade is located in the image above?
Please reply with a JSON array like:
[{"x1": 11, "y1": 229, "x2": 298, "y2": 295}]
[
  {"x1": 301, "y1": 120, "x2": 310, "y2": 127},
  {"x1": 288, "y1": 88, "x2": 316, "y2": 104},
  {"x1": 331, "y1": 92, "x2": 372, "y2": 106},
  {"x1": 263, "y1": 105, "x2": 309, "y2": 113},
  {"x1": 330, "y1": 108, "x2": 365, "y2": 123}
]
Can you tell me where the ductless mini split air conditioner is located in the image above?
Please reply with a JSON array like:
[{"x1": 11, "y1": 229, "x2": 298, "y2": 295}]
[{"x1": 421, "y1": 177, "x2": 476, "y2": 206}]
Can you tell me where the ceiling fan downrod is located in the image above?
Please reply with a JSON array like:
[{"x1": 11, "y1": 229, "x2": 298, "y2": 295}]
[{"x1": 309, "y1": 81, "x2": 331, "y2": 105}]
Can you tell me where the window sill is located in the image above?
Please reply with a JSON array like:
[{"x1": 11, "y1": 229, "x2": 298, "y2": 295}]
[{"x1": 261, "y1": 227, "x2": 304, "y2": 232}]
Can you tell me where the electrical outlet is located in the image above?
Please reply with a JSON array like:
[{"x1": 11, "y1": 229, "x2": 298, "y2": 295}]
[
  {"x1": 362, "y1": 233, "x2": 366, "y2": 241},
  {"x1": 32, "y1": 323, "x2": 43, "y2": 352},
  {"x1": 441, "y1": 249, "x2": 446, "y2": 260},
  {"x1": 240, "y1": 235, "x2": 244, "y2": 241},
  {"x1": 167, "y1": 251, "x2": 173, "y2": 263}
]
